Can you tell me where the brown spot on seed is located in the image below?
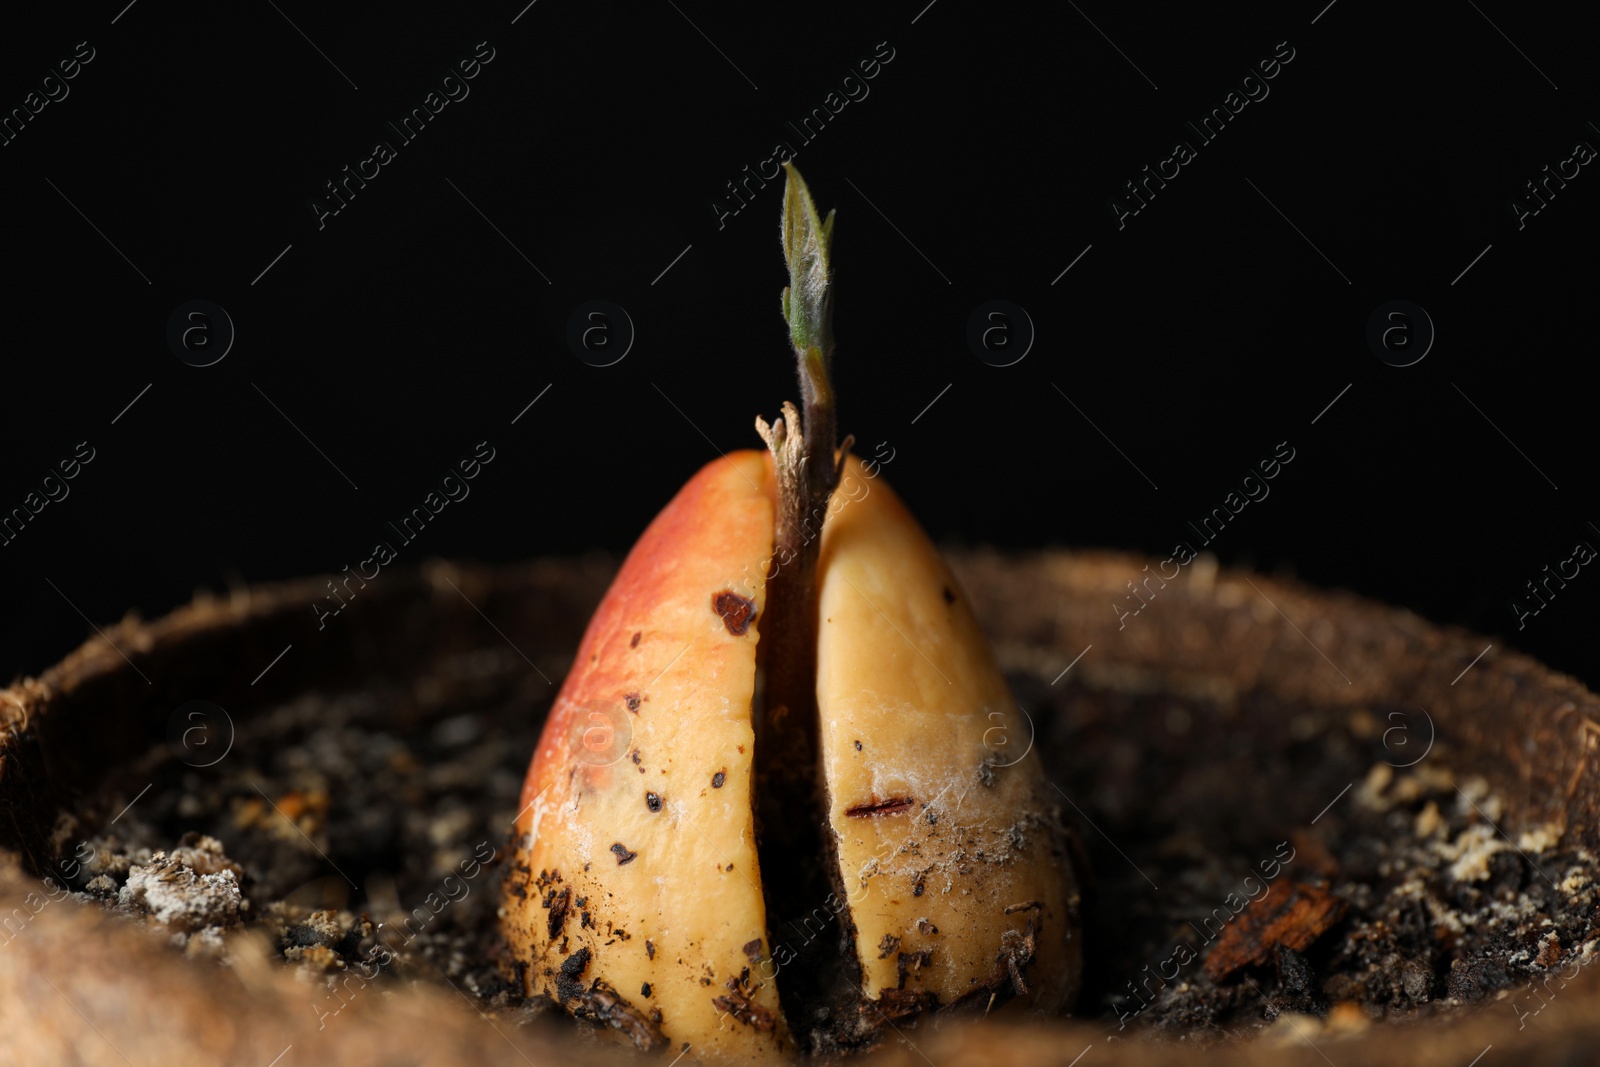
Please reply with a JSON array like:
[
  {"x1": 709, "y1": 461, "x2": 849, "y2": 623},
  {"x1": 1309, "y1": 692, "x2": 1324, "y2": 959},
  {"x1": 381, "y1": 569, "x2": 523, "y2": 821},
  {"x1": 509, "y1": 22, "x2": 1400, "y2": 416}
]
[
  {"x1": 611, "y1": 843, "x2": 638, "y2": 865},
  {"x1": 631, "y1": 631, "x2": 641, "y2": 648},
  {"x1": 646, "y1": 792, "x2": 663, "y2": 813},
  {"x1": 854, "y1": 740, "x2": 863, "y2": 751},
  {"x1": 846, "y1": 796, "x2": 916, "y2": 818},
  {"x1": 712, "y1": 771, "x2": 726, "y2": 788},
  {"x1": 942, "y1": 586, "x2": 955, "y2": 604},
  {"x1": 646, "y1": 939, "x2": 656, "y2": 960},
  {"x1": 743, "y1": 938, "x2": 763, "y2": 963},
  {"x1": 712, "y1": 591, "x2": 757, "y2": 635},
  {"x1": 877, "y1": 934, "x2": 901, "y2": 959}
]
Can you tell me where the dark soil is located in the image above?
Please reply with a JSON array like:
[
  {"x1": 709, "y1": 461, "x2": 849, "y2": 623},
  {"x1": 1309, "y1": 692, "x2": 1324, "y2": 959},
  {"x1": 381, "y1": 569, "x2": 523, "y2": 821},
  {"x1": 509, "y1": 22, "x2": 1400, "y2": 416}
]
[
  {"x1": 1012, "y1": 666, "x2": 1600, "y2": 1043},
  {"x1": 47, "y1": 641, "x2": 1598, "y2": 1048},
  {"x1": 47, "y1": 645, "x2": 553, "y2": 1030}
]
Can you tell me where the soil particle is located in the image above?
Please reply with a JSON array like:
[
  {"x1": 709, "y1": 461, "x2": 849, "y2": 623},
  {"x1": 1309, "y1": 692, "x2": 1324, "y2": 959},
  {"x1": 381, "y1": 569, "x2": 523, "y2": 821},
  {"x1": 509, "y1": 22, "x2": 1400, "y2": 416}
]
[
  {"x1": 1446, "y1": 957, "x2": 1512, "y2": 1001},
  {"x1": 895, "y1": 949, "x2": 933, "y2": 989},
  {"x1": 941, "y1": 916, "x2": 1039, "y2": 1012},
  {"x1": 569, "y1": 978, "x2": 668, "y2": 1051},
  {"x1": 283, "y1": 914, "x2": 338, "y2": 950},
  {"x1": 712, "y1": 988, "x2": 777, "y2": 1032},
  {"x1": 545, "y1": 886, "x2": 570, "y2": 938},
  {"x1": 869, "y1": 988, "x2": 937, "y2": 1025},
  {"x1": 118, "y1": 849, "x2": 246, "y2": 935},
  {"x1": 1401, "y1": 958, "x2": 1436, "y2": 1001},
  {"x1": 556, "y1": 946, "x2": 591, "y2": 1001},
  {"x1": 1264, "y1": 945, "x2": 1327, "y2": 1018}
]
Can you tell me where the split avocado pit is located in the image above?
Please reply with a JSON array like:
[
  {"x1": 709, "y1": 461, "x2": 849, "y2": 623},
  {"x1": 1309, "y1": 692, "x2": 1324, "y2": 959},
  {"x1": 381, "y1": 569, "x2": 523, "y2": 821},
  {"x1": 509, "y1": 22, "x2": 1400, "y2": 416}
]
[
  {"x1": 498, "y1": 167, "x2": 1082, "y2": 1060},
  {"x1": 500, "y1": 452, "x2": 1083, "y2": 1058}
]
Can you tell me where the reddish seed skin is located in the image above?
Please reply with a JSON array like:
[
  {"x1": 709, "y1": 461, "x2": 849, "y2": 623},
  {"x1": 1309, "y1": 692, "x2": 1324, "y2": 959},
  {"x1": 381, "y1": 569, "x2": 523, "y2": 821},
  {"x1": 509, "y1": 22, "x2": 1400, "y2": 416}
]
[
  {"x1": 504, "y1": 450, "x2": 787, "y2": 1061},
  {"x1": 511, "y1": 452, "x2": 775, "y2": 836}
]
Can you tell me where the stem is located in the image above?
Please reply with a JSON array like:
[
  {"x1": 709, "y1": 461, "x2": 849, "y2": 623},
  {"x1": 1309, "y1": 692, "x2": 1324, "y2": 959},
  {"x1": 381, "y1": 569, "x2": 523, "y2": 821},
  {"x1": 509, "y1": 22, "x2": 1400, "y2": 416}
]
[
  {"x1": 755, "y1": 164, "x2": 847, "y2": 767},
  {"x1": 753, "y1": 166, "x2": 853, "y2": 1035}
]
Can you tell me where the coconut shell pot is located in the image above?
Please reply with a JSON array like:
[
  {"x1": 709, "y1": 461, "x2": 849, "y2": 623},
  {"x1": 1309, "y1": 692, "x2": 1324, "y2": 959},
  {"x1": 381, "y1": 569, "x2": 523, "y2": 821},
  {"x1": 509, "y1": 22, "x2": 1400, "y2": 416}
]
[{"x1": 2, "y1": 550, "x2": 1597, "y2": 1065}]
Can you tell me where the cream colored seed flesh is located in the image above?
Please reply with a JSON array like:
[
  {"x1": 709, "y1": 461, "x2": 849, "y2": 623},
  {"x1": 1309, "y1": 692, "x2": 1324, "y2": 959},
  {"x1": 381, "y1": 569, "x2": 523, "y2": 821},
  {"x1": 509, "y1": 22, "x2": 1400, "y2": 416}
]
[{"x1": 815, "y1": 456, "x2": 1082, "y2": 1012}]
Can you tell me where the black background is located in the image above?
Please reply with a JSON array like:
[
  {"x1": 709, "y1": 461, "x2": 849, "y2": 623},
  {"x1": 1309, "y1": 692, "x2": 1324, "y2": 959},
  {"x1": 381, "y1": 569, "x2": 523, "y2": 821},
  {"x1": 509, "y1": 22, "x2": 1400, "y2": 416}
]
[{"x1": 2, "y1": 1, "x2": 1595, "y2": 692}]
